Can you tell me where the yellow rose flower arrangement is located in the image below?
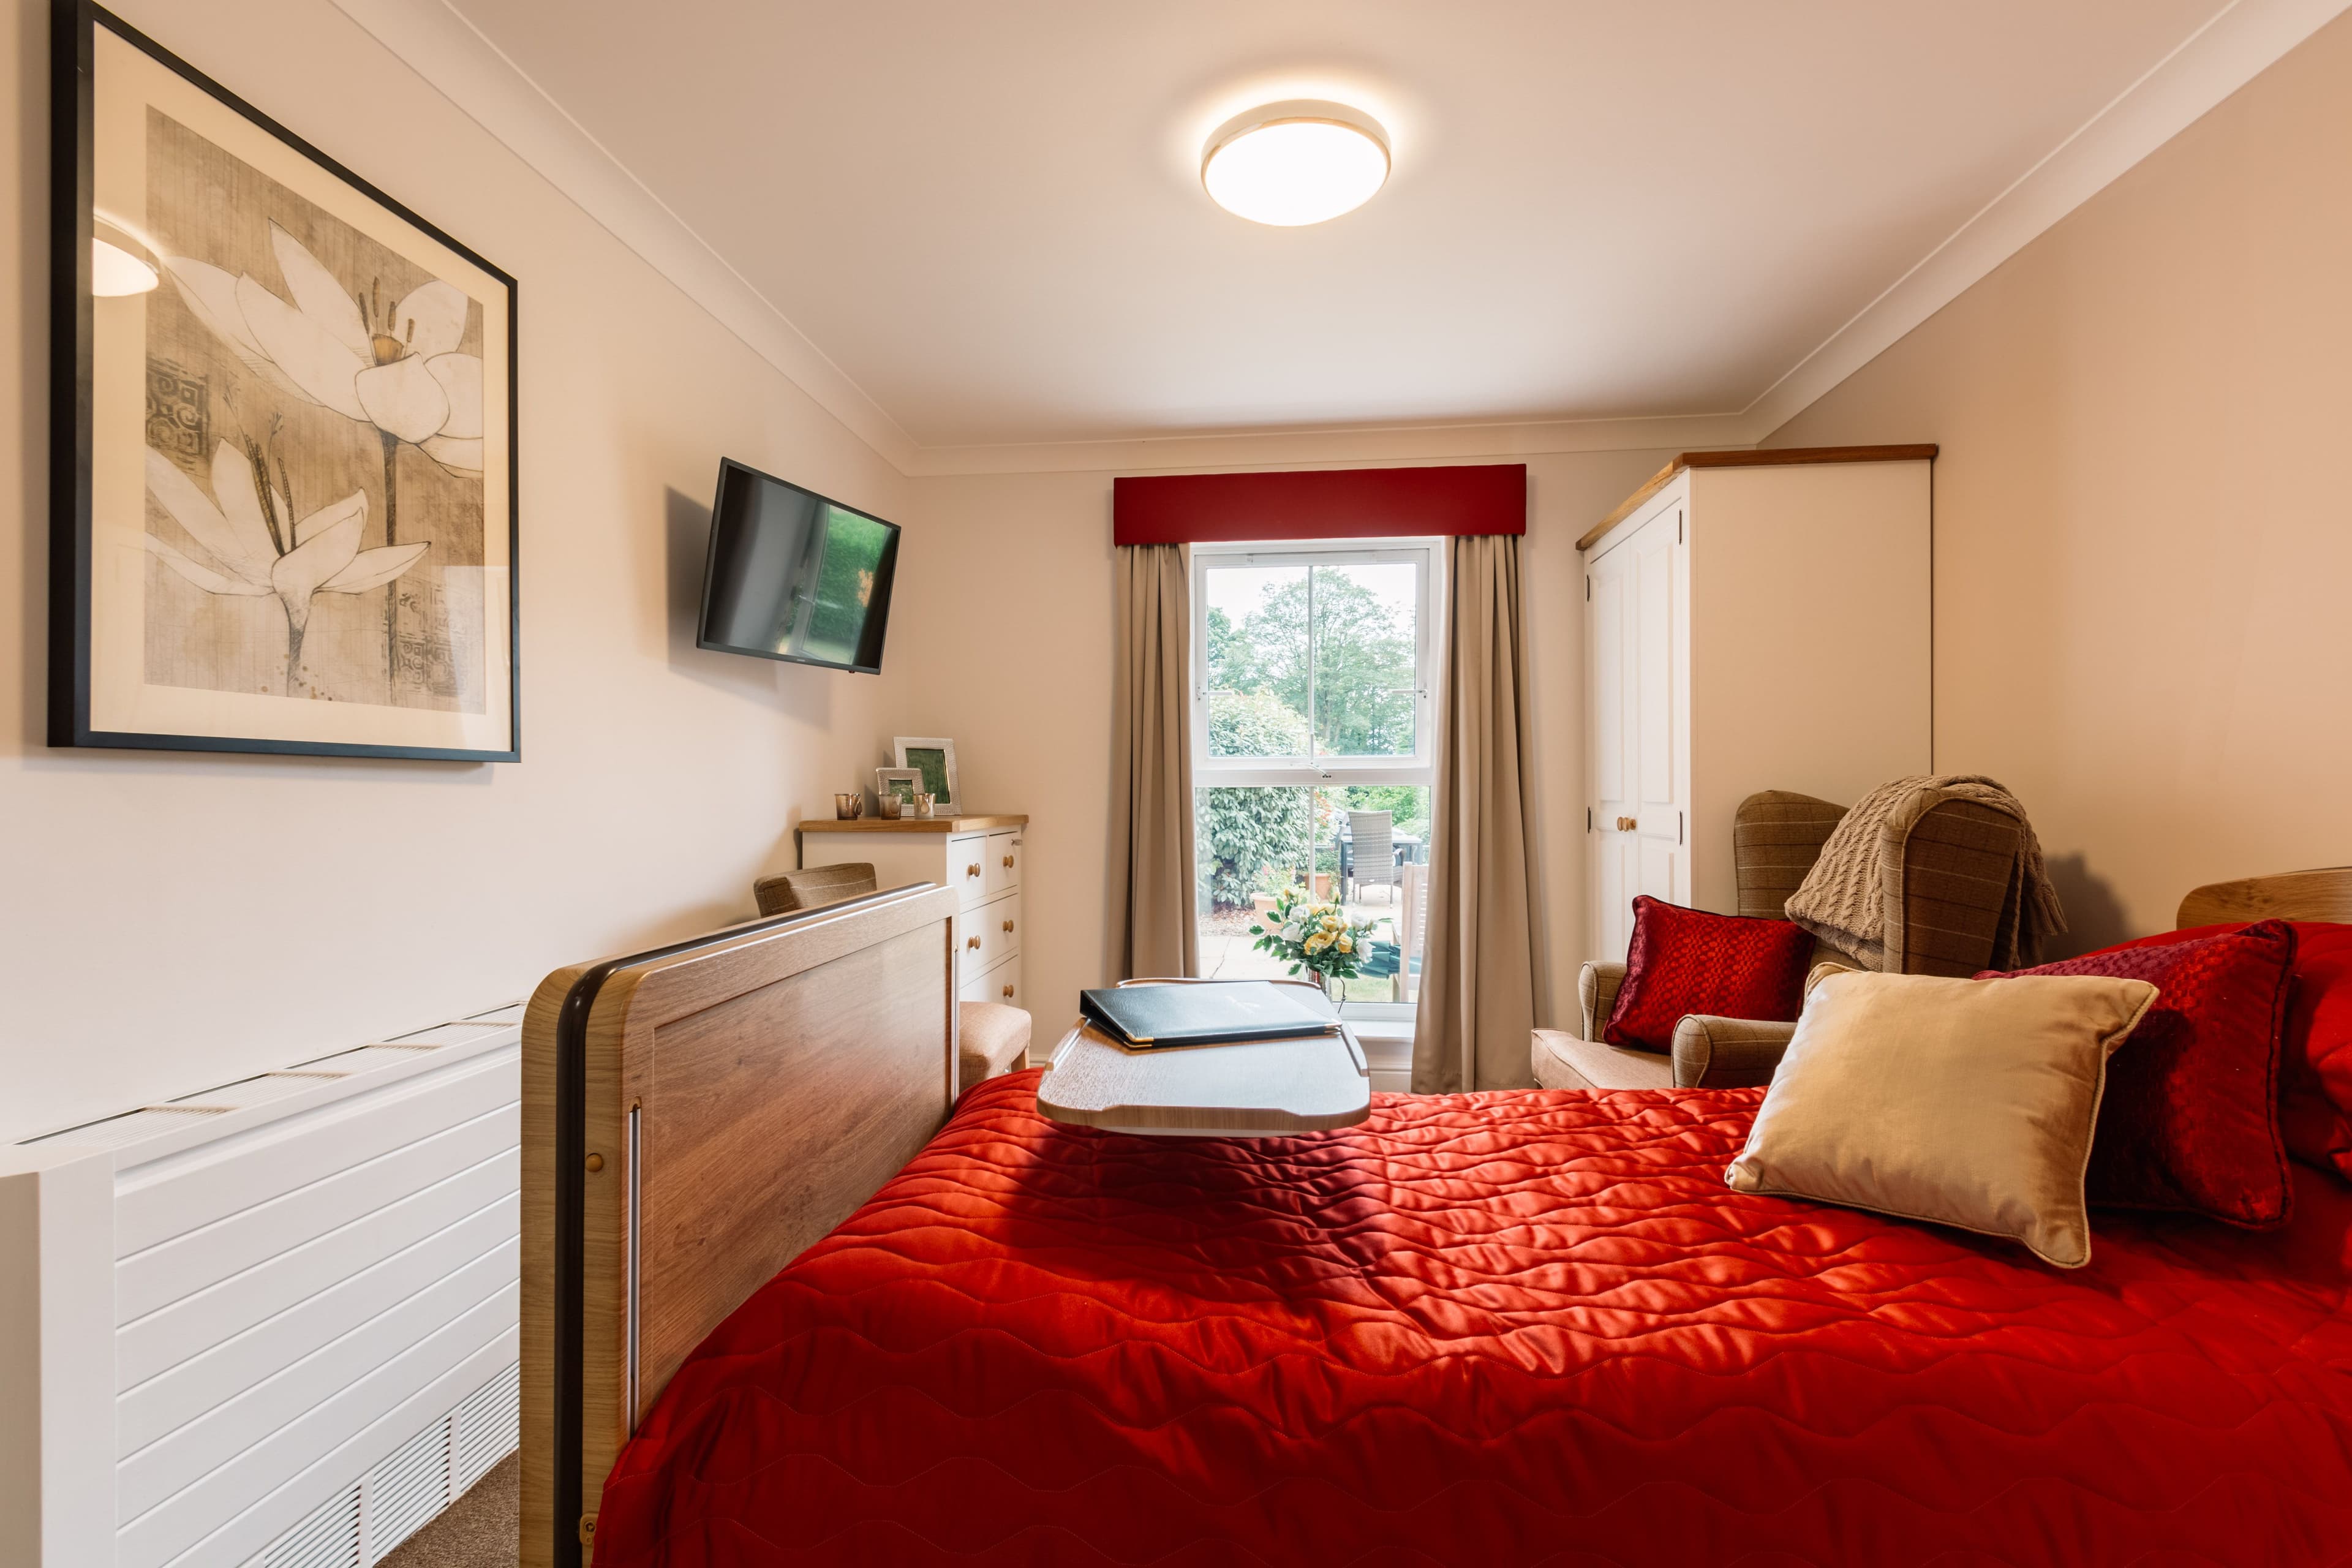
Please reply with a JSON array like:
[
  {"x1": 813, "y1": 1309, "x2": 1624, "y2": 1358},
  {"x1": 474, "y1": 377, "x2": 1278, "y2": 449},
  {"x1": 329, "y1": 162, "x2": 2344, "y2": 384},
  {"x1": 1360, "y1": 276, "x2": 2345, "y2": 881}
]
[{"x1": 1245, "y1": 883, "x2": 1391, "y2": 993}]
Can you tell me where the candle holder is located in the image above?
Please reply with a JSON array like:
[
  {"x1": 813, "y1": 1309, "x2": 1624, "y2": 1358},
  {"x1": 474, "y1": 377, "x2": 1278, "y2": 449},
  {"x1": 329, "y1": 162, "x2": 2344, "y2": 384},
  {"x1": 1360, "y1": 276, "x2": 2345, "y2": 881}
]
[{"x1": 834, "y1": 792, "x2": 865, "y2": 820}]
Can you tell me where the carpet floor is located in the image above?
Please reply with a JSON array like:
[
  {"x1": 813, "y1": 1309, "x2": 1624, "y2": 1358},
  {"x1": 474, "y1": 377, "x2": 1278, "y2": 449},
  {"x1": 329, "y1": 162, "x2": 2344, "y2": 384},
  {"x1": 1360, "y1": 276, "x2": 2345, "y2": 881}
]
[{"x1": 381, "y1": 1453, "x2": 518, "y2": 1567}]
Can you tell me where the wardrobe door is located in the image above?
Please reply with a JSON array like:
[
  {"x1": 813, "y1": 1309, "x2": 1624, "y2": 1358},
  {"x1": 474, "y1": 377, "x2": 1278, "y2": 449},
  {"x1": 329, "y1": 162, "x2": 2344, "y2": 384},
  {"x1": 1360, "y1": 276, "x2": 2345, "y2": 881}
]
[
  {"x1": 1627, "y1": 507, "x2": 1689, "y2": 914},
  {"x1": 1588, "y1": 537, "x2": 1637, "y2": 960}
]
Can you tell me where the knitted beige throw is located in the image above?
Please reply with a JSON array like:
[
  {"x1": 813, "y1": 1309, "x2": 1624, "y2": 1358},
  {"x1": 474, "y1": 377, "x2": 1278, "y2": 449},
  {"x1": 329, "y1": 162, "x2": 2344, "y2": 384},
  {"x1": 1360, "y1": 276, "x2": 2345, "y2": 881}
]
[{"x1": 1783, "y1": 774, "x2": 2067, "y2": 971}]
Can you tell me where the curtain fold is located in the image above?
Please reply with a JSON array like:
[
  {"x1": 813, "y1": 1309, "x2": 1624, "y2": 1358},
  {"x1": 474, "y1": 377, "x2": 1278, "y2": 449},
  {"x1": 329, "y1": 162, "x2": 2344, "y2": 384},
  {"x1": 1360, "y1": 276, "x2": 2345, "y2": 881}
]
[
  {"x1": 1412, "y1": 533, "x2": 1544, "y2": 1093},
  {"x1": 1106, "y1": 543, "x2": 1199, "y2": 981}
]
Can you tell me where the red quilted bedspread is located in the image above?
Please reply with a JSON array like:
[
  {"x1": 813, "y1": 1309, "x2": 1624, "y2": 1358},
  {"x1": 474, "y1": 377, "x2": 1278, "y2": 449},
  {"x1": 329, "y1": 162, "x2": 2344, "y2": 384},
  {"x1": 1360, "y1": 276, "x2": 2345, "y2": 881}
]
[{"x1": 594, "y1": 1071, "x2": 2352, "y2": 1567}]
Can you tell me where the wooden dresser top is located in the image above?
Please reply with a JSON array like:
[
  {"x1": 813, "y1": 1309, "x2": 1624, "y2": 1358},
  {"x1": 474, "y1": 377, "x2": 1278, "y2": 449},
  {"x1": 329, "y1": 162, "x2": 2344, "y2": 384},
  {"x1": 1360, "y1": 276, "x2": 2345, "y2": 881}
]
[{"x1": 801, "y1": 813, "x2": 1028, "y2": 834}]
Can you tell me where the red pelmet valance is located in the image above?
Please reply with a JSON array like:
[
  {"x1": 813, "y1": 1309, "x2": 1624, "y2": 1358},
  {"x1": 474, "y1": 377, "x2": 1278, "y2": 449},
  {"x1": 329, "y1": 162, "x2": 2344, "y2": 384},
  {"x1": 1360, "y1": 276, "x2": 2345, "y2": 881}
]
[{"x1": 1112, "y1": 464, "x2": 1525, "y2": 546}]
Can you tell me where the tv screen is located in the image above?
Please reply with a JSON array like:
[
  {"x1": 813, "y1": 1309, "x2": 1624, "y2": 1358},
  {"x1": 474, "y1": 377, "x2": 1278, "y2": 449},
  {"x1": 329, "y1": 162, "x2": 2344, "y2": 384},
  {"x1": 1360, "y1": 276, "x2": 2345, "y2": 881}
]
[{"x1": 696, "y1": 460, "x2": 901, "y2": 673}]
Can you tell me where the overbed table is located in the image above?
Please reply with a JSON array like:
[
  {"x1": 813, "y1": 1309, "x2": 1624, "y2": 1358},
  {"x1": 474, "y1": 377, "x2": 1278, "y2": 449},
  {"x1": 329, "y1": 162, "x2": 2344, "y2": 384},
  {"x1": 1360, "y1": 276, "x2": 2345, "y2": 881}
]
[{"x1": 1036, "y1": 981, "x2": 1373, "y2": 1137}]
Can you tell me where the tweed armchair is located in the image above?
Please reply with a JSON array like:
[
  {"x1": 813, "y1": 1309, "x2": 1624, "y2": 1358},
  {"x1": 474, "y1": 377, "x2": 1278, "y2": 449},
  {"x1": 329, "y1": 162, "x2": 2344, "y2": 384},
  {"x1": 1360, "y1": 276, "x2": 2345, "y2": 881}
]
[
  {"x1": 754, "y1": 862, "x2": 890, "y2": 916},
  {"x1": 1532, "y1": 786, "x2": 2027, "y2": 1091},
  {"x1": 755, "y1": 863, "x2": 1032, "y2": 1091}
]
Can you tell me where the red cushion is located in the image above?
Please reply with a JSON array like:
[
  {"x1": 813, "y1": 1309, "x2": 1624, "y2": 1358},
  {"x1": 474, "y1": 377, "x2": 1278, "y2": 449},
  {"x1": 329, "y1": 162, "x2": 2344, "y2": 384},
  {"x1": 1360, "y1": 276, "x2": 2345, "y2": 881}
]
[
  {"x1": 2108, "y1": 920, "x2": 2352, "y2": 1184},
  {"x1": 1985, "y1": 921, "x2": 2296, "y2": 1226},
  {"x1": 1603, "y1": 895, "x2": 1814, "y2": 1050}
]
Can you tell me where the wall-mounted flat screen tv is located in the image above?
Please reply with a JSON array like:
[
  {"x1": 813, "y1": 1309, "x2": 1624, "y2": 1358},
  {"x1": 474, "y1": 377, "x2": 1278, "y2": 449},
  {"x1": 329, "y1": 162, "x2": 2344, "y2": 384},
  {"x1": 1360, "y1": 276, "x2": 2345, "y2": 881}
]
[{"x1": 696, "y1": 459, "x2": 901, "y2": 673}]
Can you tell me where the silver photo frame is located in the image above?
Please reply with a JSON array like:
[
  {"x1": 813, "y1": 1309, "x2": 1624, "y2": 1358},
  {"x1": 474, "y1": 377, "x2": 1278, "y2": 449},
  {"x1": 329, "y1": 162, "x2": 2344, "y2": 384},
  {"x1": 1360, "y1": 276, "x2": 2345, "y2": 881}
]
[{"x1": 891, "y1": 737, "x2": 959, "y2": 812}]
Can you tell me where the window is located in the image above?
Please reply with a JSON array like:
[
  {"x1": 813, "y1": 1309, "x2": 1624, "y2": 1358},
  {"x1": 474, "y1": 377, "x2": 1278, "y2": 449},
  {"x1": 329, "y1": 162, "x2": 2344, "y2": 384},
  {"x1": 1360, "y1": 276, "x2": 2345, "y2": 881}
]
[{"x1": 1191, "y1": 539, "x2": 1441, "y2": 1023}]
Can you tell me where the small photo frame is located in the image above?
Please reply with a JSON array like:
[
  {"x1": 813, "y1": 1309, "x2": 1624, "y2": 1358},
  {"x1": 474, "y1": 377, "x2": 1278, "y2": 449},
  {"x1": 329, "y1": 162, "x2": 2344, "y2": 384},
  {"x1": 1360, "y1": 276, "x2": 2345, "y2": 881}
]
[
  {"x1": 892, "y1": 737, "x2": 959, "y2": 812},
  {"x1": 873, "y1": 766, "x2": 923, "y2": 805}
]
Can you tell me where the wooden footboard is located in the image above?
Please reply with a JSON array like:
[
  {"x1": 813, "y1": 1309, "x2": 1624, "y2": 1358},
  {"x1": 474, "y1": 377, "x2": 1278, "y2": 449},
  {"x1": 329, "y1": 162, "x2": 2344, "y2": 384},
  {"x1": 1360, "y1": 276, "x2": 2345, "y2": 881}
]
[{"x1": 519, "y1": 883, "x2": 961, "y2": 1568}]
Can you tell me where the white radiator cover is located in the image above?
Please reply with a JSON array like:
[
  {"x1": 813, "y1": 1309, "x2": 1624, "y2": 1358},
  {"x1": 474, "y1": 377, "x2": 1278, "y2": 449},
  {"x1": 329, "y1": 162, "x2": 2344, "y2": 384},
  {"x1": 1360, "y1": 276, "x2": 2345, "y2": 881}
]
[{"x1": 0, "y1": 1005, "x2": 525, "y2": 1568}]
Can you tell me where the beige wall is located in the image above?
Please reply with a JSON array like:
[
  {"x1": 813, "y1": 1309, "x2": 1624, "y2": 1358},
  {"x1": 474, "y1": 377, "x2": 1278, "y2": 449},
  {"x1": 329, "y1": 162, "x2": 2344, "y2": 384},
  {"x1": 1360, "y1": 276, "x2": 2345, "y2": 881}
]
[
  {"x1": 1765, "y1": 7, "x2": 2352, "y2": 952},
  {"x1": 25, "y1": 0, "x2": 2326, "y2": 1142},
  {"x1": 894, "y1": 450, "x2": 1669, "y2": 1036},
  {"x1": 0, "y1": 0, "x2": 913, "y2": 1142}
]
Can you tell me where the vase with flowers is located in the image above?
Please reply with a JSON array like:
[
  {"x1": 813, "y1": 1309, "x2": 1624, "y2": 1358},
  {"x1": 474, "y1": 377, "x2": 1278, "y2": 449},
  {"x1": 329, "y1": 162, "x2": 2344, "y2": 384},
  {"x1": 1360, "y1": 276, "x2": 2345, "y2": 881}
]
[{"x1": 1247, "y1": 884, "x2": 1390, "y2": 1004}]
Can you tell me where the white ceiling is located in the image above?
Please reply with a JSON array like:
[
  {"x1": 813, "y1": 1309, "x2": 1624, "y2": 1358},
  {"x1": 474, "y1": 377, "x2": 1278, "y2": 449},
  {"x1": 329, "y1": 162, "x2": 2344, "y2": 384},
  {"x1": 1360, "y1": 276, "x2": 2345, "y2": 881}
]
[{"x1": 437, "y1": 0, "x2": 2250, "y2": 453}]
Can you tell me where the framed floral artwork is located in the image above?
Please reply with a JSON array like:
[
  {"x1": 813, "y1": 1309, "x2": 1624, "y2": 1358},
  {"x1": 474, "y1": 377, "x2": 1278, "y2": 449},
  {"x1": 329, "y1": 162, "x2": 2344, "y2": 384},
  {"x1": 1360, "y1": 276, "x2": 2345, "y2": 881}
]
[{"x1": 50, "y1": 3, "x2": 519, "y2": 760}]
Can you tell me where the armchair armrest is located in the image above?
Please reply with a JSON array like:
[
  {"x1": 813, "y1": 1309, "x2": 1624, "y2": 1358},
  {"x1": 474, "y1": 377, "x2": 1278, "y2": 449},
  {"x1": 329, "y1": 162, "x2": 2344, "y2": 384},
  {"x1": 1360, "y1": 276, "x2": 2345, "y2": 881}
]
[
  {"x1": 1578, "y1": 960, "x2": 1627, "y2": 1041},
  {"x1": 1670, "y1": 1016, "x2": 1798, "y2": 1088}
]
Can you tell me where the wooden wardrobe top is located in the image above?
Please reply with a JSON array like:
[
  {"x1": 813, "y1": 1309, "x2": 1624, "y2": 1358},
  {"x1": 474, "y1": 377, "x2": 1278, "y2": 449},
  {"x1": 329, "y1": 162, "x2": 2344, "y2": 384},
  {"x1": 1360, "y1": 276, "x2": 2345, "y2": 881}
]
[
  {"x1": 1579, "y1": 443, "x2": 1939, "y2": 550},
  {"x1": 801, "y1": 813, "x2": 1029, "y2": 834}
]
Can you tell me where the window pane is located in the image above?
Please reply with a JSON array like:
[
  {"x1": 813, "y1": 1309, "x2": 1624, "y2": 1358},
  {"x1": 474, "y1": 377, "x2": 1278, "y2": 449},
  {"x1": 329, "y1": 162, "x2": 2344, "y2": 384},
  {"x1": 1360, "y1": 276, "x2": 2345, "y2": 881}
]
[
  {"x1": 1308, "y1": 562, "x2": 1419, "y2": 758},
  {"x1": 1194, "y1": 784, "x2": 1428, "y2": 1015},
  {"x1": 1203, "y1": 565, "x2": 1310, "y2": 758}
]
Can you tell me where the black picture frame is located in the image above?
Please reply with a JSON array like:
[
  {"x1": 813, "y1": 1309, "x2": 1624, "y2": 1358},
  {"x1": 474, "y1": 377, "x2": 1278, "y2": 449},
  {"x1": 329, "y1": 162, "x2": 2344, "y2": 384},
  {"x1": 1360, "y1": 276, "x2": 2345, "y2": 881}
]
[{"x1": 49, "y1": 0, "x2": 521, "y2": 761}]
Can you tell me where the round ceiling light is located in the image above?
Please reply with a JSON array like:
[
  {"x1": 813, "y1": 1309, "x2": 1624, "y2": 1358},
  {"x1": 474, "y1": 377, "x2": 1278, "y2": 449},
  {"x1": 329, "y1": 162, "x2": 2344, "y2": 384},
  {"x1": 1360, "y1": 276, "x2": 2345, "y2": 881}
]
[{"x1": 1202, "y1": 100, "x2": 1390, "y2": 227}]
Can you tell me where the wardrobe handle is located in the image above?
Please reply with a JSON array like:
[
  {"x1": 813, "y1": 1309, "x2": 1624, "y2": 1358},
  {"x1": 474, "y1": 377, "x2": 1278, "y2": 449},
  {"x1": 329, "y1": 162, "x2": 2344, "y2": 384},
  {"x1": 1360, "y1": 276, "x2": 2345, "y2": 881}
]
[
  {"x1": 1002, "y1": 920, "x2": 1014, "y2": 933},
  {"x1": 966, "y1": 863, "x2": 981, "y2": 878},
  {"x1": 1002, "y1": 854, "x2": 1015, "y2": 869},
  {"x1": 1001, "y1": 985, "x2": 1014, "y2": 999},
  {"x1": 1616, "y1": 815, "x2": 1637, "y2": 832},
  {"x1": 967, "y1": 935, "x2": 981, "y2": 950}
]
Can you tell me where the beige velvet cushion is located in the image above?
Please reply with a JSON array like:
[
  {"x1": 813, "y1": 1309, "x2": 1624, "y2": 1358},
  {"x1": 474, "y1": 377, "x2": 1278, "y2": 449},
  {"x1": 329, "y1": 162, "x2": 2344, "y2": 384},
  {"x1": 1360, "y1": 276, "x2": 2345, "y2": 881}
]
[
  {"x1": 1532, "y1": 1028, "x2": 1673, "y2": 1091},
  {"x1": 1724, "y1": 970, "x2": 2157, "y2": 1268}
]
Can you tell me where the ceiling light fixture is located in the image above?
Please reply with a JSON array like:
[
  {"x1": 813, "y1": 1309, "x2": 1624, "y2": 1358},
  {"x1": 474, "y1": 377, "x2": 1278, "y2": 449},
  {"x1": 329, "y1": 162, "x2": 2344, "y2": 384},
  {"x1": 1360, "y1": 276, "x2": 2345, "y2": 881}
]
[{"x1": 1202, "y1": 100, "x2": 1390, "y2": 227}]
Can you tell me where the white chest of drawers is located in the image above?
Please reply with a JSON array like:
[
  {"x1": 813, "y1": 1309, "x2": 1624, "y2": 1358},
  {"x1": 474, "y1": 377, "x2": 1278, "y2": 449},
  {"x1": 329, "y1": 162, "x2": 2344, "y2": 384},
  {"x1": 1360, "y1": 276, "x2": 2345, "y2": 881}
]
[{"x1": 797, "y1": 813, "x2": 1028, "y2": 1012}]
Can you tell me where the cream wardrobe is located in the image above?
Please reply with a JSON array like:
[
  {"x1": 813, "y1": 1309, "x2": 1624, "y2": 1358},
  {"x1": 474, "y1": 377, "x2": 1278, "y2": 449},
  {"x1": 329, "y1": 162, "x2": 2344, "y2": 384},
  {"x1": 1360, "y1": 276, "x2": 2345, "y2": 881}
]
[{"x1": 1581, "y1": 447, "x2": 1935, "y2": 961}]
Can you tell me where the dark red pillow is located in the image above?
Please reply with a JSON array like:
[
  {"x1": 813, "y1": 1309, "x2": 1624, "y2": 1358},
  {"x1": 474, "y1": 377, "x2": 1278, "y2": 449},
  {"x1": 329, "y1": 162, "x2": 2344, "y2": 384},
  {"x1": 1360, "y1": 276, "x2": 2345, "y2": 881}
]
[
  {"x1": 1986, "y1": 921, "x2": 2296, "y2": 1227},
  {"x1": 1603, "y1": 896, "x2": 1814, "y2": 1051},
  {"x1": 2106, "y1": 920, "x2": 2352, "y2": 1185}
]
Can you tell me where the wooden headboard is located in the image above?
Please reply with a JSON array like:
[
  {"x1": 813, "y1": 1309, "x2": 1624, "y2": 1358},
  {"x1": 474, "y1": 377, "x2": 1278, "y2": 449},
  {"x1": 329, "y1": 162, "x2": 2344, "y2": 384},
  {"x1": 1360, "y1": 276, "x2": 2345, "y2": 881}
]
[
  {"x1": 2177, "y1": 866, "x2": 2352, "y2": 927},
  {"x1": 519, "y1": 882, "x2": 960, "y2": 1568}
]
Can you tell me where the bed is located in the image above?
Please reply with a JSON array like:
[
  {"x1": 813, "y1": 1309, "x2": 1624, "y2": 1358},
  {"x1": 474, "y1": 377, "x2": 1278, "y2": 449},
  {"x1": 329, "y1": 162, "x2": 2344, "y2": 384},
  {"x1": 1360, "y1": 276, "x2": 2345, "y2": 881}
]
[{"x1": 523, "y1": 870, "x2": 2352, "y2": 1567}]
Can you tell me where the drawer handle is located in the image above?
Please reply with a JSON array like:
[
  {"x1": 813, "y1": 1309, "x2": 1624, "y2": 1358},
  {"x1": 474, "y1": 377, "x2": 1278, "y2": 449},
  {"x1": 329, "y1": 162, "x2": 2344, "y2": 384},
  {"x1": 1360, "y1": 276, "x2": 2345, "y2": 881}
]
[
  {"x1": 1616, "y1": 815, "x2": 1637, "y2": 832},
  {"x1": 1002, "y1": 855, "x2": 1015, "y2": 869},
  {"x1": 966, "y1": 863, "x2": 981, "y2": 878},
  {"x1": 1001, "y1": 985, "x2": 1014, "y2": 999},
  {"x1": 967, "y1": 935, "x2": 981, "y2": 949},
  {"x1": 1002, "y1": 920, "x2": 1014, "y2": 933}
]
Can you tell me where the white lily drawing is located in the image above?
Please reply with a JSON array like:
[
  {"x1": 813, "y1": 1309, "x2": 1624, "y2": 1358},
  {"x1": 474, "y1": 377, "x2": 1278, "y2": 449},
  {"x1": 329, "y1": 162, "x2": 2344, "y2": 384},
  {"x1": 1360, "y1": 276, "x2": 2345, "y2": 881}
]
[
  {"x1": 163, "y1": 221, "x2": 480, "y2": 694},
  {"x1": 163, "y1": 222, "x2": 483, "y2": 475},
  {"x1": 144, "y1": 441, "x2": 431, "y2": 695}
]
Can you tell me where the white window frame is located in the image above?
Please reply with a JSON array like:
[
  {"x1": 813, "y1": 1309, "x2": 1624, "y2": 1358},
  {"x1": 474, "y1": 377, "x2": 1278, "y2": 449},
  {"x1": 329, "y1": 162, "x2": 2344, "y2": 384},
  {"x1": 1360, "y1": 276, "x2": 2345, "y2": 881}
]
[
  {"x1": 1189, "y1": 537, "x2": 1444, "y2": 1028},
  {"x1": 1190, "y1": 537, "x2": 1443, "y2": 789}
]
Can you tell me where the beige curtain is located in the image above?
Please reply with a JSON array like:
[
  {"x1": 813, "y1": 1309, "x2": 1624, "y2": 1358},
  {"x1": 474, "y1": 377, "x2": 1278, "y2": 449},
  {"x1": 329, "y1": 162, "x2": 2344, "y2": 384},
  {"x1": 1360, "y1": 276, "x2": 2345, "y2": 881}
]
[
  {"x1": 1107, "y1": 543, "x2": 1199, "y2": 980},
  {"x1": 1412, "y1": 533, "x2": 1544, "y2": 1092}
]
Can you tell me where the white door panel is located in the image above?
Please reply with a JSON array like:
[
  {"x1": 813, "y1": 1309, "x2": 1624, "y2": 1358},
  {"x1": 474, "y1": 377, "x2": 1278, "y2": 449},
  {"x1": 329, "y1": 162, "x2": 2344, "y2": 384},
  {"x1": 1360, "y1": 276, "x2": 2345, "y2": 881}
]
[
  {"x1": 1589, "y1": 505, "x2": 1688, "y2": 960},
  {"x1": 1591, "y1": 571, "x2": 1627, "y2": 807},
  {"x1": 1588, "y1": 554, "x2": 1632, "y2": 959},
  {"x1": 1635, "y1": 527, "x2": 1676, "y2": 814}
]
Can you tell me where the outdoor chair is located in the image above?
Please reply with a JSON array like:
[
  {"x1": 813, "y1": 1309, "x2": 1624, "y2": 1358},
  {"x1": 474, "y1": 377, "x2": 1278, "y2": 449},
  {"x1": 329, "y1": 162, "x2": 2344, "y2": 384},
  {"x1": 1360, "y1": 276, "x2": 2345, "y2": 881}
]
[{"x1": 1345, "y1": 812, "x2": 1402, "y2": 905}]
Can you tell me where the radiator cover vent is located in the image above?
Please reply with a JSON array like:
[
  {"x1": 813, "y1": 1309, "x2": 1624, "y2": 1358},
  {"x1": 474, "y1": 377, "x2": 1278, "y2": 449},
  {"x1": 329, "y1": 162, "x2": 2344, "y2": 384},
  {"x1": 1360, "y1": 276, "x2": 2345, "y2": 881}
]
[
  {"x1": 246, "y1": 1359, "x2": 518, "y2": 1568},
  {"x1": 250, "y1": 1485, "x2": 360, "y2": 1568}
]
